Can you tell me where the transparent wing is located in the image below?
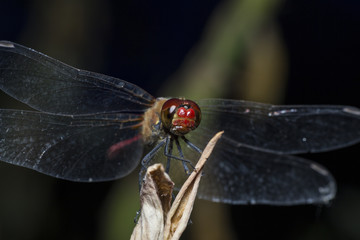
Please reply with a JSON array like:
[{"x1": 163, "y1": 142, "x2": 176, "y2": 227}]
[
  {"x1": 0, "y1": 110, "x2": 144, "y2": 182},
  {"x1": 198, "y1": 99, "x2": 360, "y2": 154},
  {"x1": 181, "y1": 129, "x2": 336, "y2": 205},
  {"x1": 152, "y1": 99, "x2": 359, "y2": 204},
  {"x1": 0, "y1": 41, "x2": 155, "y2": 114}
]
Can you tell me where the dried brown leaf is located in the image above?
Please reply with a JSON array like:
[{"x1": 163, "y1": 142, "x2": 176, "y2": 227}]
[
  {"x1": 131, "y1": 164, "x2": 174, "y2": 240},
  {"x1": 131, "y1": 131, "x2": 224, "y2": 240}
]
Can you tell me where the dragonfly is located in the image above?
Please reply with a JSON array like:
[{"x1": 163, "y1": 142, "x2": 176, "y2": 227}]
[{"x1": 0, "y1": 41, "x2": 359, "y2": 205}]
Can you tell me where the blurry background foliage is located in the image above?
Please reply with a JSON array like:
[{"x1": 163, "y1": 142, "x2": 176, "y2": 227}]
[{"x1": 0, "y1": 0, "x2": 360, "y2": 240}]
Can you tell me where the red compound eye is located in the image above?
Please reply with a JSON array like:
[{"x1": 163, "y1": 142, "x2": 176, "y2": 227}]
[
  {"x1": 186, "y1": 108, "x2": 195, "y2": 118},
  {"x1": 177, "y1": 107, "x2": 187, "y2": 117},
  {"x1": 177, "y1": 107, "x2": 195, "y2": 119}
]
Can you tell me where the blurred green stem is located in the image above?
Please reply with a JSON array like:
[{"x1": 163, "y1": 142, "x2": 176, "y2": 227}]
[{"x1": 161, "y1": 0, "x2": 284, "y2": 101}]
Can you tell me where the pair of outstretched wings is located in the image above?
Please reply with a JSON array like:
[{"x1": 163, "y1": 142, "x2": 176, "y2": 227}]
[{"x1": 1, "y1": 41, "x2": 359, "y2": 204}]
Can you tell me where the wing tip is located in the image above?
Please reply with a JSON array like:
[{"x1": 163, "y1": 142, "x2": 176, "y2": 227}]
[
  {"x1": 343, "y1": 106, "x2": 360, "y2": 116},
  {"x1": 0, "y1": 41, "x2": 15, "y2": 48}
]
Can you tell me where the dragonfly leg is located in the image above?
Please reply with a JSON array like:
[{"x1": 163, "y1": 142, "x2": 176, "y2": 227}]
[
  {"x1": 181, "y1": 136, "x2": 206, "y2": 176},
  {"x1": 138, "y1": 139, "x2": 166, "y2": 191},
  {"x1": 163, "y1": 143, "x2": 194, "y2": 170},
  {"x1": 175, "y1": 138, "x2": 195, "y2": 175},
  {"x1": 181, "y1": 136, "x2": 203, "y2": 154},
  {"x1": 164, "y1": 136, "x2": 173, "y2": 173},
  {"x1": 134, "y1": 209, "x2": 141, "y2": 223}
]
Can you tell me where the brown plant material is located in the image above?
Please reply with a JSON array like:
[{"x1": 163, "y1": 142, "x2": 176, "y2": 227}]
[
  {"x1": 131, "y1": 131, "x2": 224, "y2": 240},
  {"x1": 130, "y1": 163, "x2": 174, "y2": 240}
]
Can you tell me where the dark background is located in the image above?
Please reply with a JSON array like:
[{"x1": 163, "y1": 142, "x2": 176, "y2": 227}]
[{"x1": 1, "y1": 0, "x2": 360, "y2": 239}]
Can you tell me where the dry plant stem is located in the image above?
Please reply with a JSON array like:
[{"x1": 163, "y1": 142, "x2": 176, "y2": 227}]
[
  {"x1": 163, "y1": 131, "x2": 224, "y2": 239},
  {"x1": 131, "y1": 164, "x2": 174, "y2": 240},
  {"x1": 130, "y1": 131, "x2": 224, "y2": 240}
]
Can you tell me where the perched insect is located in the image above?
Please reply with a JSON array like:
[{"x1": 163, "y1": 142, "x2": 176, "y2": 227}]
[{"x1": 1, "y1": 41, "x2": 359, "y2": 205}]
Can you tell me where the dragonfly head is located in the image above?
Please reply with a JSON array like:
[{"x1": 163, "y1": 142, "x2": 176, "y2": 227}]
[{"x1": 160, "y1": 98, "x2": 201, "y2": 136}]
